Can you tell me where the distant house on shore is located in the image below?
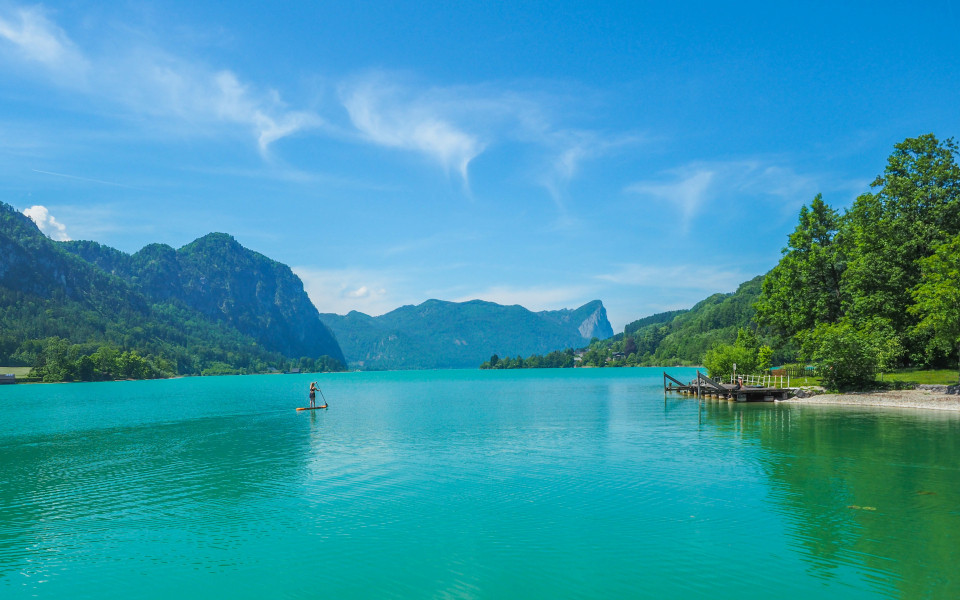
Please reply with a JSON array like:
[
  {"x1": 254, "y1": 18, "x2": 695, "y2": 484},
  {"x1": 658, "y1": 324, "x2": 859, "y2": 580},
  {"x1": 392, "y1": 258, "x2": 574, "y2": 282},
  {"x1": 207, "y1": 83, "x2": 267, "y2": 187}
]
[
  {"x1": 0, "y1": 374, "x2": 16, "y2": 384},
  {"x1": 287, "y1": 368, "x2": 301, "y2": 374}
]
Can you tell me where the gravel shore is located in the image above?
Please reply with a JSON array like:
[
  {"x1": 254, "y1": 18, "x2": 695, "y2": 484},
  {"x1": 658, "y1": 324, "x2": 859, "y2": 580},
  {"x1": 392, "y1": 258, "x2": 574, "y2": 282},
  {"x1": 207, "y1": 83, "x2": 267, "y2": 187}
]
[{"x1": 780, "y1": 388, "x2": 960, "y2": 411}]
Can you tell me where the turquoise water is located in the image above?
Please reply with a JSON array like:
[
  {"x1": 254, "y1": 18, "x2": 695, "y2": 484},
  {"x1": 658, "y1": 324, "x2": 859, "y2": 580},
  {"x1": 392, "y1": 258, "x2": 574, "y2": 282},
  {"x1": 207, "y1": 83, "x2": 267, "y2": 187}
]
[{"x1": 1, "y1": 368, "x2": 958, "y2": 598}]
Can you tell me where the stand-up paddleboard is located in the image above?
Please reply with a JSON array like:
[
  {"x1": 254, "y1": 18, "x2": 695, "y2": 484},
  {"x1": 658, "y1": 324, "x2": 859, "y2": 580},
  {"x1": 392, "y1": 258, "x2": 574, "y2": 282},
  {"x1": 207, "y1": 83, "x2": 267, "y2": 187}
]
[{"x1": 296, "y1": 404, "x2": 328, "y2": 411}]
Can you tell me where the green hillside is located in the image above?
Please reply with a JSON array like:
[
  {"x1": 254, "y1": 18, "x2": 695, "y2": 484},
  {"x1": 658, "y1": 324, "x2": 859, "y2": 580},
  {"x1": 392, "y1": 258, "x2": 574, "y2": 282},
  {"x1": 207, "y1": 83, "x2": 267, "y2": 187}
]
[
  {"x1": 0, "y1": 202, "x2": 345, "y2": 381},
  {"x1": 561, "y1": 276, "x2": 763, "y2": 368}
]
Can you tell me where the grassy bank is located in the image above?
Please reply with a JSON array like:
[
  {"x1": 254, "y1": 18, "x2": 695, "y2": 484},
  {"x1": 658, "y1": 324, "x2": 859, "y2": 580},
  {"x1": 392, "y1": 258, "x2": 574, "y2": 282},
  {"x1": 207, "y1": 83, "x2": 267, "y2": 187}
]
[
  {"x1": 788, "y1": 369, "x2": 957, "y2": 390},
  {"x1": 1, "y1": 366, "x2": 32, "y2": 377},
  {"x1": 879, "y1": 369, "x2": 958, "y2": 385},
  {"x1": 762, "y1": 368, "x2": 957, "y2": 390}
]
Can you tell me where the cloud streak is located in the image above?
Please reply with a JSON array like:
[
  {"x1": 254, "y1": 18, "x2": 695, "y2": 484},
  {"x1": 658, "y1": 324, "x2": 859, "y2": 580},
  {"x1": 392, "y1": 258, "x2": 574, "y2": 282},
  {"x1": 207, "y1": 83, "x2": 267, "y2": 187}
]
[
  {"x1": 596, "y1": 263, "x2": 747, "y2": 293},
  {"x1": 340, "y1": 74, "x2": 485, "y2": 181},
  {"x1": 0, "y1": 4, "x2": 319, "y2": 155},
  {"x1": 1, "y1": 5, "x2": 646, "y2": 209},
  {"x1": 32, "y1": 168, "x2": 141, "y2": 189},
  {"x1": 626, "y1": 170, "x2": 715, "y2": 230},
  {"x1": 0, "y1": 5, "x2": 87, "y2": 76},
  {"x1": 626, "y1": 160, "x2": 823, "y2": 229}
]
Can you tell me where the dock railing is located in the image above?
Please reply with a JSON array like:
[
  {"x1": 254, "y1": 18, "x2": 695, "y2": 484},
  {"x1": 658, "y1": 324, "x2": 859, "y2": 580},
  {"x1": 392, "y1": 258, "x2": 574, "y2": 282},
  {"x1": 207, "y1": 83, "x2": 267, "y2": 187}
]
[{"x1": 728, "y1": 373, "x2": 790, "y2": 388}]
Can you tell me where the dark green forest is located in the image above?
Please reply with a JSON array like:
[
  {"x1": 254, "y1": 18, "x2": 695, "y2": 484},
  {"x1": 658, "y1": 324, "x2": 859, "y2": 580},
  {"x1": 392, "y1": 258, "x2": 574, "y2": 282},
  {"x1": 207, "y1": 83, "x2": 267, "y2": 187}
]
[{"x1": 489, "y1": 134, "x2": 960, "y2": 388}]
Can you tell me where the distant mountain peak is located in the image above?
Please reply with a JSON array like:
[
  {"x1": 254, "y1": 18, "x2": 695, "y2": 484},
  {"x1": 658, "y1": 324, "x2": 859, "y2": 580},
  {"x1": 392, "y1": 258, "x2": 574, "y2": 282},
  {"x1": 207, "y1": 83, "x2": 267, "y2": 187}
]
[{"x1": 538, "y1": 300, "x2": 614, "y2": 341}]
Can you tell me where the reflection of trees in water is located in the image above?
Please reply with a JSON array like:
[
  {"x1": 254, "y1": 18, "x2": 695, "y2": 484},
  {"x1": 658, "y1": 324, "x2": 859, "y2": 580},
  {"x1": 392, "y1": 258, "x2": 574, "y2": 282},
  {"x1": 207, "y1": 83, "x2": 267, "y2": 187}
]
[{"x1": 698, "y1": 401, "x2": 960, "y2": 598}]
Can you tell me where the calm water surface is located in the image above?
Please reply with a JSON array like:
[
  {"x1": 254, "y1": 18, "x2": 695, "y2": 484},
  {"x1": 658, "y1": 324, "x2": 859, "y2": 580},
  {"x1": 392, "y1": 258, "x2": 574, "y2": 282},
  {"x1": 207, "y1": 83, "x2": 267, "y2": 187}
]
[{"x1": 1, "y1": 368, "x2": 958, "y2": 598}]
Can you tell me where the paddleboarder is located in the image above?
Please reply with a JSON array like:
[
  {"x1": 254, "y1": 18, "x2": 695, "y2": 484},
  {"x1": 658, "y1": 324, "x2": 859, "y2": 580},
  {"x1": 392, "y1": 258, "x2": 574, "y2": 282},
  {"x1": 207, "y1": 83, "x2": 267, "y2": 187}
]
[{"x1": 309, "y1": 381, "x2": 318, "y2": 408}]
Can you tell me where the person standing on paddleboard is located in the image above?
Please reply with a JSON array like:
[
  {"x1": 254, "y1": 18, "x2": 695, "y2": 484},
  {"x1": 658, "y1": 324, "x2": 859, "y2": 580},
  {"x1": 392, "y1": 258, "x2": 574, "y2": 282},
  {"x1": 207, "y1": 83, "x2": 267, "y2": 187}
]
[{"x1": 309, "y1": 381, "x2": 318, "y2": 408}]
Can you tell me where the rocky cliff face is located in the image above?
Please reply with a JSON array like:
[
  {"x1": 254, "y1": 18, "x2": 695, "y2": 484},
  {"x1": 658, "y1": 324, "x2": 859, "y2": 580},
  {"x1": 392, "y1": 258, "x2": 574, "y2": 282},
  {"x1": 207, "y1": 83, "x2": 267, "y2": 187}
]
[
  {"x1": 174, "y1": 233, "x2": 344, "y2": 364},
  {"x1": 56, "y1": 227, "x2": 345, "y2": 364},
  {"x1": 538, "y1": 300, "x2": 614, "y2": 341}
]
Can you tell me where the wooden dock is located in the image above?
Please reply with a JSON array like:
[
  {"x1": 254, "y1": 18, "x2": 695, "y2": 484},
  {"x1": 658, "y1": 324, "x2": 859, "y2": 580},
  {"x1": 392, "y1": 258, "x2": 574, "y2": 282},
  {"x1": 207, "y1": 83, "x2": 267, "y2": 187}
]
[{"x1": 663, "y1": 371, "x2": 791, "y2": 402}]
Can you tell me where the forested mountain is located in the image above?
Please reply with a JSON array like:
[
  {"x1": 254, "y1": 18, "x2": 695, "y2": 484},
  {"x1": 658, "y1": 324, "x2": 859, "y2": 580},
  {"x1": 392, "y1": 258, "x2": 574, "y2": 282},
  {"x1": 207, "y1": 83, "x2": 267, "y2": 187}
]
[
  {"x1": 559, "y1": 276, "x2": 763, "y2": 368},
  {"x1": 62, "y1": 233, "x2": 344, "y2": 363},
  {"x1": 633, "y1": 276, "x2": 764, "y2": 364},
  {"x1": 320, "y1": 299, "x2": 613, "y2": 370},
  {"x1": 0, "y1": 202, "x2": 344, "y2": 380},
  {"x1": 621, "y1": 309, "x2": 689, "y2": 339}
]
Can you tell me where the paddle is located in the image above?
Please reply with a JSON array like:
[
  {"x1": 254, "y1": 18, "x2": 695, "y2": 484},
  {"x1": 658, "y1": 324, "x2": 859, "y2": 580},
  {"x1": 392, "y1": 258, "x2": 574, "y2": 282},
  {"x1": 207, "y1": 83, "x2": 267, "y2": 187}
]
[{"x1": 314, "y1": 382, "x2": 328, "y2": 406}]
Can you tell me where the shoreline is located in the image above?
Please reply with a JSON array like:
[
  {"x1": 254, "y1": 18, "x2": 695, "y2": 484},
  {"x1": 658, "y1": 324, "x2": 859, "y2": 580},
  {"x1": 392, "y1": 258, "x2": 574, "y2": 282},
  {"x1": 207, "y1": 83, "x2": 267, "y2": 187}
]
[{"x1": 780, "y1": 388, "x2": 960, "y2": 412}]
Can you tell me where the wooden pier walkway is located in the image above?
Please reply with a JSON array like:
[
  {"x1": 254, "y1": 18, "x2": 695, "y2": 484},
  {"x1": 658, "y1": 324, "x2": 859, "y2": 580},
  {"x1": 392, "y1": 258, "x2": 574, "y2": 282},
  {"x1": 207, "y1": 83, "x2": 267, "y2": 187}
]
[{"x1": 663, "y1": 371, "x2": 791, "y2": 402}]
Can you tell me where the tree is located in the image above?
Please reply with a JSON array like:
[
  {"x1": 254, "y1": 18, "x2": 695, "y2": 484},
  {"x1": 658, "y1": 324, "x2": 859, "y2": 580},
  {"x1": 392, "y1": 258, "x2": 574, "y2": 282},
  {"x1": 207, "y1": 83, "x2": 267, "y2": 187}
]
[
  {"x1": 801, "y1": 320, "x2": 877, "y2": 390},
  {"x1": 703, "y1": 328, "x2": 763, "y2": 380},
  {"x1": 841, "y1": 134, "x2": 960, "y2": 359},
  {"x1": 800, "y1": 317, "x2": 902, "y2": 390},
  {"x1": 756, "y1": 346, "x2": 774, "y2": 372},
  {"x1": 911, "y1": 232, "x2": 960, "y2": 376},
  {"x1": 755, "y1": 194, "x2": 844, "y2": 338}
]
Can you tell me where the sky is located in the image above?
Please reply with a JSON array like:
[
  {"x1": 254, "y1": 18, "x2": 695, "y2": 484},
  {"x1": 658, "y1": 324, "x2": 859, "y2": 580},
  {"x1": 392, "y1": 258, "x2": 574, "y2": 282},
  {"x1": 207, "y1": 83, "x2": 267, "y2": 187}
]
[{"x1": 1, "y1": 1, "x2": 958, "y2": 332}]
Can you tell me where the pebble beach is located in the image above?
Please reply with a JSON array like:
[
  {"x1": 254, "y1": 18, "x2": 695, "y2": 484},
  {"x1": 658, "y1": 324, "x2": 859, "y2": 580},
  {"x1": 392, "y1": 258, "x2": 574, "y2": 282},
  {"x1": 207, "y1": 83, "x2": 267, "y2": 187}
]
[{"x1": 781, "y1": 386, "x2": 960, "y2": 411}]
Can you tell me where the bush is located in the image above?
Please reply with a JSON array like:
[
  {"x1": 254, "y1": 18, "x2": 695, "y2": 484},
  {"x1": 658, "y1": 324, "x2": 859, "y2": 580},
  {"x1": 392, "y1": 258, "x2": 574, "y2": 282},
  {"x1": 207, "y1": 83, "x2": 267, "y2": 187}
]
[
  {"x1": 802, "y1": 321, "x2": 878, "y2": 390},
  {"x1": 703, "y1": 327, "x2": 772, "y2": 380}
]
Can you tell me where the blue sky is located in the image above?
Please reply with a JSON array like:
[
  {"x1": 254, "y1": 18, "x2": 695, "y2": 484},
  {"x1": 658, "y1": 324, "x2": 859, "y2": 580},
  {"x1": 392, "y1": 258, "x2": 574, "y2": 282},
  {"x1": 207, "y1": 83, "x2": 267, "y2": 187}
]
[{"x1": 1, "y1": 1, "x2": 958, "y2": 331}]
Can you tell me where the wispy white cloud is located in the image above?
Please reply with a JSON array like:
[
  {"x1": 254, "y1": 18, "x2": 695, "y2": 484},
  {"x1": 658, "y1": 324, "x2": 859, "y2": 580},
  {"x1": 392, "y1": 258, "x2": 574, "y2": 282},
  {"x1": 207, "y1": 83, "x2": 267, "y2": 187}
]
[
  {"x1": 293, "y1": 266, "x2": 401, "y2": 316},
  {"x1": 596, "y1": 263, "x2": 748, "y2": 293},
  {"x1": 540, "y1": 130, "x2": 643, "y2": 219},
  {"x1": 32, "y1": 168, "x2": 140, "y2": 189},
  {"x1": 452, "y1": 284, "x2": 592, "y2": 312},
  {"x1": 2, "y1": 6, "x2": 643, "y2": 202},
  {"x1": 626, "y1": 169, "x2": 714, "y2": 230},
  {"x1": 22, "y1": 204, "x2": 70, "y2": 240},
  {"x1": 626, "y1": 159, "x2": 825, "y2": 229},
  {"x1": 338, "y1": 72, "x2": 645, "y2": 203},
  {"x1": 0, "y1": 5, "x2": 87, "y2": 77},
  {"x1": 0, "y1": 4, "x2": 319, "y2": 155},
  {"x1": 340, "y1": 73, "x2": 485, "y2": 182}
]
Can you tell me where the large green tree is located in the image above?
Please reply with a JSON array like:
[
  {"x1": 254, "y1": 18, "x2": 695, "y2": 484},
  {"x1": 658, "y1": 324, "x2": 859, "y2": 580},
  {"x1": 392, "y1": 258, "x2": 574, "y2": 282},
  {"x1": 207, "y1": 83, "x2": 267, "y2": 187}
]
[
  {"x1": 757, "y1": 134, "x2": 960, "y2": 369},
  {"x1": 756, "y1": 193, "x2": 845, "y2": 338},
  {"x1": 911, "y1": 232, "x2": 960, "y2": 369},
  {"x1": 841, "y1": 134, "x2": 960, "y2": 359}
]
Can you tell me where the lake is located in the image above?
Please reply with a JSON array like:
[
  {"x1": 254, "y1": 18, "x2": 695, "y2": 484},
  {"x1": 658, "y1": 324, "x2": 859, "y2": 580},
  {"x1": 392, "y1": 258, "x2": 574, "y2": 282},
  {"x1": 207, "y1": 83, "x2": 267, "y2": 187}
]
[{"x1": 1, "y1": 368, "x2": 958, "y2": 598}]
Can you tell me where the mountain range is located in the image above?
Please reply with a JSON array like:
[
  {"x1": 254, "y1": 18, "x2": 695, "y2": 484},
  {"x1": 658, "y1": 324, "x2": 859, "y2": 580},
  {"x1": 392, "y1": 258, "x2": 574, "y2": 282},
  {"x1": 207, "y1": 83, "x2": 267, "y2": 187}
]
[
  {"x1": 320, "y1": 299, "x2": 613, "y2": 370},
  {"x1": 0, "y1": 201, "x2": 344, "y2": 374},
  {"x1": 1, "y1": 201, "x2": 615, "y2": 374}
]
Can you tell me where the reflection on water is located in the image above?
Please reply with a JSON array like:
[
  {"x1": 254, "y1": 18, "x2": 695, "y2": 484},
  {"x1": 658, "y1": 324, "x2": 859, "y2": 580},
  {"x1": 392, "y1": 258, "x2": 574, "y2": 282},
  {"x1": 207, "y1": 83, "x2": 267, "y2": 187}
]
[{"x1": 697, "y1": 399, "x2": 960, "y2": 598}]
